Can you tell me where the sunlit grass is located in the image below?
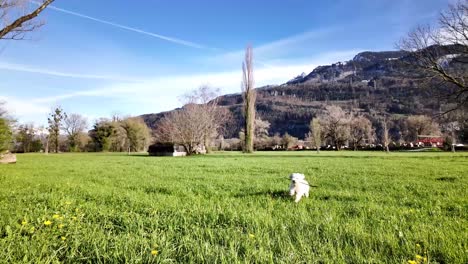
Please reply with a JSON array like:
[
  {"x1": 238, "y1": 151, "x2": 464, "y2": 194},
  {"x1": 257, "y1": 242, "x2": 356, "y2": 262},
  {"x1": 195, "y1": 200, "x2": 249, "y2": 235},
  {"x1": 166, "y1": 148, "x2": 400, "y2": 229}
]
[{"x1": 0, "y1": 151, "x2": 467, "y2": 263}]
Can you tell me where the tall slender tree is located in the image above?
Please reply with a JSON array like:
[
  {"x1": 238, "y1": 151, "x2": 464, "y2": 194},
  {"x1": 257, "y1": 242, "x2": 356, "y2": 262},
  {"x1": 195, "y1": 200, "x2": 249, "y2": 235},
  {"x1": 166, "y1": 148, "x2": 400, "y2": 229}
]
[
  {"x1": 241, "y1": 45, "x2": 256, "y2": 153},
  {"x1": 47, "y1": 107, "x2": 66, "y2": 153},
  {"x1": 319, "y1": 105, "x2": 350, "y2": 151}
]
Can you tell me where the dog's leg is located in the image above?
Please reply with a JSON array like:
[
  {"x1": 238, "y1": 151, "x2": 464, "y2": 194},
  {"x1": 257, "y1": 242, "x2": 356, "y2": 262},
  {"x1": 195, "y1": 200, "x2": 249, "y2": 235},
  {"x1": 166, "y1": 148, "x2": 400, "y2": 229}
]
[
  {"x1": 289, "y1": 189, "x2": 296, "y2": 196},
  {"x1": 294, "y1": 193, "x2": 302, "y2": 203},
  {"x1": 305, "y1": 191, "x2": 309, "y2": 198},
  {"x1": 289, "y1": 184, "x2": 296, "y2": 196}
]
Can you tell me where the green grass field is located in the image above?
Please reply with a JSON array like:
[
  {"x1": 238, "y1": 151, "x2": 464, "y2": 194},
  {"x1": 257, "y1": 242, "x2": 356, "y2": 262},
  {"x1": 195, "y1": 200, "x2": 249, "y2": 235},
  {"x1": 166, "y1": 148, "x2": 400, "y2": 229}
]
[{"x1": 0, "y1": 152, "x2": 467, "y2": 263}]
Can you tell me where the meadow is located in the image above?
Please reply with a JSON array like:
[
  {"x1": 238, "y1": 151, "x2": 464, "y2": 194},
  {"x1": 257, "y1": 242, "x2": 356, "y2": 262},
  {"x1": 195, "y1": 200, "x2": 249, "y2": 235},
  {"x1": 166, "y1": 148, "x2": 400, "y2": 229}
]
[{"x1": 0, "y1": 151, "x2": 466, "y2": 263}]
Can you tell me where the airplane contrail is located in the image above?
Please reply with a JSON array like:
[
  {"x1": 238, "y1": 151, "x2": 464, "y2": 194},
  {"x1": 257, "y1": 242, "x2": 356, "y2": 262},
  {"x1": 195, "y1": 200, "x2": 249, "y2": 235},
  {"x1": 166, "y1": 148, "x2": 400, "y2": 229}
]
[{"x1": 30, "y1": 1, "x2": 208, "y2": 49}]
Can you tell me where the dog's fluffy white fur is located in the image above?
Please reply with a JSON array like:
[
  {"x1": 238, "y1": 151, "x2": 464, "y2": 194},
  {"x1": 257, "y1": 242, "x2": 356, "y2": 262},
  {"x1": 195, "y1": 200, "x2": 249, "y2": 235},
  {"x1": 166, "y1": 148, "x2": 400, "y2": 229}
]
[{"x1": 289, "y1": 173, "x2": 310, "y2": 203}]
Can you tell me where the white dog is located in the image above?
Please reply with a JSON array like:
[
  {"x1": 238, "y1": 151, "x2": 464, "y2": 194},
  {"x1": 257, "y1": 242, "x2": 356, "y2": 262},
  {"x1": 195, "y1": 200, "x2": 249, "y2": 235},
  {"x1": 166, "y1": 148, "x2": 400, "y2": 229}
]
[{"x1": 289, "y1": 173, "x2": 310, "y2": 203}]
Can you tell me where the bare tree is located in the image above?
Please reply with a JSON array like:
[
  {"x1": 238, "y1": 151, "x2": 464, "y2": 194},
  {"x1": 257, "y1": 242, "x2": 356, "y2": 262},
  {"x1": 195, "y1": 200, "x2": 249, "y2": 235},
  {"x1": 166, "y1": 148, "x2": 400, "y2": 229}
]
[
  {"x1": 440, "y1": 109, "x2": 466, "y2": 152},
  {"x1": 319, "y1": 105, "x2": 350, "y2": 150},
  {"x1": 1, "y1": 0, "x2": 54, "y2": 40},
  {"x1": 271, "y1": 133, "x2": 282, "y2": 149},
  {"x1": 281, "y1": 132, "x2": 298, "y2": 150},
  {"x1": 64, "y1": 113, "x2": 88, "y2": 152},
  {"x1": 399, "y1": 1, "x2": 468, "y2": 113},
  {"x1": 405, "y1": 115, "x2": 441, "y2": 142},
  {"x1": 155, "y1": 104, "x2": 207, "y2": 155},
  {"x1": 309, "y1": 118, "x2": 322, "y2": 153},
  {"x1": 155, "y1": 85, "x2": 228, "y2": 155},
  {"x1": 182, "y1": 85, "x2": 228, "y2": 153},
  {"x1": 444, "y1": 121, "x2": 459, "y2": 152},
  {"x1": 349, "y1": 115, "x2": 374, "y2": 151},
  {"x1": 254, "y1": 118, "x2": 270, "y2": 150},
  {"x1": 241, "y1": 45, "x2": 256, "y2": 153}
]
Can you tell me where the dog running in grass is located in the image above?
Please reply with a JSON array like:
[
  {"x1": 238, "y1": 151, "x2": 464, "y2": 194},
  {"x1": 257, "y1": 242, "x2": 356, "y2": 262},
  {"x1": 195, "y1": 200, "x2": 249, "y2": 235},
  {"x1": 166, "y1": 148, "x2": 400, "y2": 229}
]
[{"x1": 289, "y1": 173, "x2": 310, "y2": 203}]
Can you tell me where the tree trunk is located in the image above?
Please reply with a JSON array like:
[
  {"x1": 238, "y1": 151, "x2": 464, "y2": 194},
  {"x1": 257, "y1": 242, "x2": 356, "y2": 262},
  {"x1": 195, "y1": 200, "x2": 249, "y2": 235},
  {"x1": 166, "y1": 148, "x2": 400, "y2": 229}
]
[
  {"x1": 316, "y1": 147, "x2": 320, "y2": 154},
  {"x1": 451, "y1": 132, "x2": 456, "y2": 153},
  {"x1": 45, "y1": 137, "x2": 49, "y2": 155},
  {"x1": 55, "y1": 133, "x2": 59, "y2": 153},
  {"x1": 204, "y1": 136, "x2": 212, "y2": 154},
  {"x1": 244, "y1": 100, "x2": 255, "y2": 153},
  {"x1": 183, "y1": 144, "x2": 191, "y2": 156}
]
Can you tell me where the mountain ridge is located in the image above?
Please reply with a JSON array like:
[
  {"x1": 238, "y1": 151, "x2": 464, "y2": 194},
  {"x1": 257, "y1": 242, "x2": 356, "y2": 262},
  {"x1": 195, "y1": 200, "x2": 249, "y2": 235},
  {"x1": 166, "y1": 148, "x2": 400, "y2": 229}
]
[{"x1": 141, "y1": 46, "x2": 462, "y2": 139}]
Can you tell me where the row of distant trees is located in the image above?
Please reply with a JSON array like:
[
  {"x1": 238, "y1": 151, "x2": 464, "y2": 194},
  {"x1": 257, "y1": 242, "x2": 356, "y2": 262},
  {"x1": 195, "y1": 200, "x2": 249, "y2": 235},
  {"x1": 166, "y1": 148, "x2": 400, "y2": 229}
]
[
  {"x1": 219, "y1": 105, "x2": 457, "y2": 152},
  {"x1": 0, "y1": 97, "x2": 462, "y2": 155},
  {"x1": 2, "y1": 105, "x2": 151, "y2": 154}
]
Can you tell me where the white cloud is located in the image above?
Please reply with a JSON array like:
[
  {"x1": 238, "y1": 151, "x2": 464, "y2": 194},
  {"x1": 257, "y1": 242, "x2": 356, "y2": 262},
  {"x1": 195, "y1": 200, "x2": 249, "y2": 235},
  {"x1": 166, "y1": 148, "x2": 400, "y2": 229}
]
[
  {"x1": 207, "y1": 28, "x2": 337, "y2": 66},
  {"x1": 0, "y1": 95, "x2": 49, "y2": 122},
  {"x1": 0, "y1": 62, "x2": 144, "y2": 82},
  {"x1": 31, "y1": 63, "x2": 314, "y2": 103},
  {"x1": 29, "y1": 49, "x2": 360, "y2": 106}
]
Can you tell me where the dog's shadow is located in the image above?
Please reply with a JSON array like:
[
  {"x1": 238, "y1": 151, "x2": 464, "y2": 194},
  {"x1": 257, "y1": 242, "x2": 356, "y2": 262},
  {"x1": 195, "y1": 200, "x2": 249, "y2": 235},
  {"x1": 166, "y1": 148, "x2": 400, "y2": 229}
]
[{"x1": 234, "y1": 190, "x2": 291, "y2": 200}]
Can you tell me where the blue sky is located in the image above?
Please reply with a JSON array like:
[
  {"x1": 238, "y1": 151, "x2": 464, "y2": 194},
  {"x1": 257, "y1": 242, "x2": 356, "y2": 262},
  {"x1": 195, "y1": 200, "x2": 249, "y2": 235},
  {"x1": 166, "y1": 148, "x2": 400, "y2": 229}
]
[{"x1": 0, "y1": 0, "x2": 453, "y2": 125}]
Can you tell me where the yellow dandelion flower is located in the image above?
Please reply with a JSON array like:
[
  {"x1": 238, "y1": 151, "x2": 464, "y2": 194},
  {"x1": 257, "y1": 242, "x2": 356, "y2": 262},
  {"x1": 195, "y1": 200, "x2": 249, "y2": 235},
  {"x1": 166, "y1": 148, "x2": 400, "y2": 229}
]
[
  {"x1": 408, "y1": 260, "x2": 417, "y2": 264},
  {"x1": 21, "y1": 220, "x2": 28, "y2": 225},
  {"x1": 44, "y1": 220, "x2": 52, "y2": 226},
  {"x1": 52, "y1": 214, "x2": 60, "y2": 219},
  {"x1": 65, "y1": 201, "x2": 72, "y2": 205},
  {"x1": 151, "y1": 249, "x2": 158, "y2": 256},
  {"x1": 416, "y1": 255, "x2": 423, "y2": 260},
  {"x1": 58, "y1": 224, "x2": 64, "y2": 229},
  {"x1": 249, "y1": 234, "x2": 255, "y2": 239},
  {"x1": 61, "y1": 236, "x2": 66, "y2": 241},
  {"x1": 416, "y1": 243, "x2": 421, "y2": 248}
]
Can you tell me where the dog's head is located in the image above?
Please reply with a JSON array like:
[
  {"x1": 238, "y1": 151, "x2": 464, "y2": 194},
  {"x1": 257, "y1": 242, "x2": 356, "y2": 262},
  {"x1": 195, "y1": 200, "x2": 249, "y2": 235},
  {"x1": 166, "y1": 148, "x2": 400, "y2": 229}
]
[{"x1": 289, "y1": 173, "x2": 305, "y2": 184}]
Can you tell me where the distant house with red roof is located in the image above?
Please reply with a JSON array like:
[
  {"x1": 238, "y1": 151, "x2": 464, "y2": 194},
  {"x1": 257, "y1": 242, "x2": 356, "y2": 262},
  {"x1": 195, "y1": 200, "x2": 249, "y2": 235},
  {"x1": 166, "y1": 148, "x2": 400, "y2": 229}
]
[{"x1": 417, "y1": 135, "x2": 444, "y2": 147}]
